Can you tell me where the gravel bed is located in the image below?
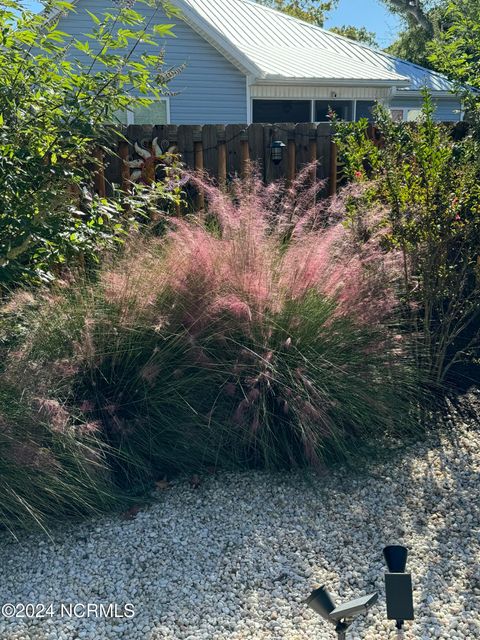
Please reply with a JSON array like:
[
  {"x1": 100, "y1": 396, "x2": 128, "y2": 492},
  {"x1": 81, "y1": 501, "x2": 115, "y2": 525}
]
[{"x1": 0, "y1": 410, "x2": 479, "y2": 639}]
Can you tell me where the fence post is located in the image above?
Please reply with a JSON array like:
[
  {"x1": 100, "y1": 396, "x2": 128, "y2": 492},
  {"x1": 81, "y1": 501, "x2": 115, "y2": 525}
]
[
  {"x1": 194, "y1": 140, "x2": 205, "y2": 209},
  {"x1": 241, "y1": 137, "x2": 250, "y2": 177},
  {"x1": 93, "y1": 147, "x2": 106, "y2": 198},
  {"x1": 329, "y1": 139, "x2": 338, "y2": 197},
  {"x1": 218, "y1": 141, "x2": 227, "y2": 188},
  {"x1": 287, "y1": 138, "x2": 296, "y2": 184}
]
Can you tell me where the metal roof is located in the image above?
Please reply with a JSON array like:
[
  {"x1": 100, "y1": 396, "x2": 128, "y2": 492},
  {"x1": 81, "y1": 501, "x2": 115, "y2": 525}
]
[{"x1": 172, "y1": 0, "x2": 454, "y2": 91}]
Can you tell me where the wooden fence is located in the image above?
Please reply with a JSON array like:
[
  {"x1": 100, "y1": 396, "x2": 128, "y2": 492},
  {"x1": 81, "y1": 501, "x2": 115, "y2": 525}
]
[{"x1": 98, "y1": 123, "x2": 339, "y2": 201}]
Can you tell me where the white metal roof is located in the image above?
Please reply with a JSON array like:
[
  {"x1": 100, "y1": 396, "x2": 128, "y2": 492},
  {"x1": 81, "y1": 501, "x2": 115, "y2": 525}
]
[{"x1": 172, "y1": 0, "x2": 454, "y2": 91}]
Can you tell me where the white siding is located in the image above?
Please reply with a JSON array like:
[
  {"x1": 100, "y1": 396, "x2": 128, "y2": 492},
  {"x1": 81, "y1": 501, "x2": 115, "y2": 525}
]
[{"x1": 251, "y1": 85, "x2": 392, "y2": 100}]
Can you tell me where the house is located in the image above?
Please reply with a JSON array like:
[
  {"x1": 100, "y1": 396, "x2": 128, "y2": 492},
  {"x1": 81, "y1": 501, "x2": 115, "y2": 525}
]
[{"x1": 50, "y1": 0, "x2": 462, "y2": 125}]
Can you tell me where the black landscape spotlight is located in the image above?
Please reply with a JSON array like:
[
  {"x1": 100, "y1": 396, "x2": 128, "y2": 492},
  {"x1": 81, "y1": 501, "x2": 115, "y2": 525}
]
[
  {"x1": 306, "y1": 585, "x2": 378, "y2": 639},
  {"x1": 383, "y1": 545, "x2": 414, "y2": 637},
  {"x1": 270, "y1": 140, "x2": 286, "y2": 165}
]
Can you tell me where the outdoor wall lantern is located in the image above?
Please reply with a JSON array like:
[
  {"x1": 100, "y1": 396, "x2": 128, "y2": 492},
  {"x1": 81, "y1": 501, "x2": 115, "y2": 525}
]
[
  {"x1": 383, "y1": 545, "x2": 414, "y2": 638},
  {"x1": 305, "y1": 585, "x2": 378, "y2": 639},
  {"x1": 270, "y1": 140, "x2": 286, "y2": 165}
]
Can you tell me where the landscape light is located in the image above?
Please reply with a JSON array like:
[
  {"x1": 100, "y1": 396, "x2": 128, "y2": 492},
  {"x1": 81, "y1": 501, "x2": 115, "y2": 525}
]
[
  {"x1": 270, "y1": 140, "x2": 286, "y2": 164},
  {"x1": 306, "y1": 585, "x2": 378, "y2": 640},
  {"x1": 383, "y1": 545, "x2": 414, "y2": 638}
]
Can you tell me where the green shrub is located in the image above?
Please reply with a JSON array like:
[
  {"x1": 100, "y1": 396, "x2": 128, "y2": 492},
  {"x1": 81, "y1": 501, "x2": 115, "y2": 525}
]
[
  {"x1": 335, "y1": 94, "x2": 480, "y2": 385},
  {"x1": 0, "y1": 0, "x2": 180, "y2": 290}
]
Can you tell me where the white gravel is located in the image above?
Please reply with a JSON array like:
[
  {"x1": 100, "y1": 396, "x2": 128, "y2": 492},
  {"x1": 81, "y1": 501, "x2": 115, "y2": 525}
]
[{"x1": 0, "y1": 407, "x2": 479, "y2": 639}]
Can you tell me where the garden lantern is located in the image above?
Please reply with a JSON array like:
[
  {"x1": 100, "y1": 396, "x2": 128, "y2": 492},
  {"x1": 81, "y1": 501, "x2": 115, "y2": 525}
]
[
  {"x1": 306, "y1": 585, "x2": 378, "y2": 639},
  {"x1": 383, "y1": 545, "x2": 414, "y2": 638},
  {"x1": 270, "y1": 140, "x2": 286, "y2": 164}
]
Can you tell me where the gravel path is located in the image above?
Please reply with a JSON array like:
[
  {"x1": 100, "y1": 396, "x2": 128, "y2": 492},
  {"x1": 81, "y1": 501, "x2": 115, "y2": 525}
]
[{"x1": 0, "y1": 409, "x2": 479, "y2": 639}]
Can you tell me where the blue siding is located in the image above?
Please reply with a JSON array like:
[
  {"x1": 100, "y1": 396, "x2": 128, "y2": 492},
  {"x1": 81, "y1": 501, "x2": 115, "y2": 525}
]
[
  {"x1": 390, "y1": 96, "x2": 462, "y2": 122},
  {"x1": 55, "y1": 0, "x2": 247, "y2": 124}
]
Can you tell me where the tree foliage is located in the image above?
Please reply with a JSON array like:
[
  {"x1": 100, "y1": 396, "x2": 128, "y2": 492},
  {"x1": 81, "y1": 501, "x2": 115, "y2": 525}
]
[
  {"x1": 384, "y1": 0, "x2": 479, "y2": 73},
  {"x1": 0, "y1": 0, "x2": 179, "y2": 288},
  {"x1": 256, "y1": 0, "x2": 337, "y2": 27},
  {"x1": 429, "y1": 2, "x2": 480, "y2": 92},
  {"x1": 329, "y1": 25, "x2": 378, "y2": 47}
]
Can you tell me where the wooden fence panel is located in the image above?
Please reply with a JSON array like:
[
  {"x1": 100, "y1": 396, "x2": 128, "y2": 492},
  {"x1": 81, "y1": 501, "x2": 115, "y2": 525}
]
[
  {"x1": 202, "y1": 124, "x2": 219, "y2": 177},
  {"x1": 153, "y1": 125, "x2": 175, "y2": 154},
  {"x1": 295, "y1": 123, "x2": 317, "y2": 175},
  {"x1": 263, "y1": 124, "x2": 290, "y2": 184},
  {"x1": 96, "y1": 122, "x2": 339, "y2": 201},
  {"x1": 93, "y1": 122, "x2": 466, "y2": 203},
  {"x1": 316, "y1": 123, "x2": 331, "y2": 182},
  {"x1": 177, "y1": 125, "x2": 195, "y2": 169},
  {"x1": 247, "y1": 123, "x2": 265, "y2": 177},
  {"x1": 226, "y1": 124, "x2": 246, "y2": 177}
]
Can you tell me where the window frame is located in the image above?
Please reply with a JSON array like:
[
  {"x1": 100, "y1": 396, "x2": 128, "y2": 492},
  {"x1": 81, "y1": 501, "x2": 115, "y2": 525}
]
[
  {"x1": 389, "y1": 107, "x2": 426, "y2": 123},
  {"x1": 314, "y1": 99, "x2": 355, "y2": 123}
]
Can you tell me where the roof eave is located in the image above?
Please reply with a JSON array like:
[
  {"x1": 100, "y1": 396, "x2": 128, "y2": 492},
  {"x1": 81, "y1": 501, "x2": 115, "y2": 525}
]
[{"x1": 393, "y1": 88, "x2": 456, "y2": 96}]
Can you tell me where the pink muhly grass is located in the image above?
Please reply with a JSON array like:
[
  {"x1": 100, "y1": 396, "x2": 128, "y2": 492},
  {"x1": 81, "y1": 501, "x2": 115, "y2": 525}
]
[
  {"x1": 209, "y1": 294, "x2": 253, "y2": 322},
  {"x1": 32, "y1": 398, "x2": 70, "y2": 434},
  {"x1": 101, "y1": 165, "x2": 400, "y2": 341},
  {"x1": 9, "y1": 442, "x2": 60, "y2": 471},
  {"x1": 201, "y1": 167, "x2": 396, "y2": 324}
]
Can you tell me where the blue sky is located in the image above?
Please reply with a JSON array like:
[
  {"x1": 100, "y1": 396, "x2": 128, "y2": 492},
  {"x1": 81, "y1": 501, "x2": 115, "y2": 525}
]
[
  {"x1": 325, "y1": 0, "x2": 402, "y2": 47},
  {"x1": 24, "y1": 0, "x2": 403, "y2": 47}
]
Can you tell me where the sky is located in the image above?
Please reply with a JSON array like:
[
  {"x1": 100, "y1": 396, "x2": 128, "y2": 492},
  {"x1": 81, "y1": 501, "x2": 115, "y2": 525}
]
[
  {"x1": 24, "y1": 0, "x2": 403, "y2": 48},
  {"x1": 325, "y1": 0, "x2": 402, "y2": 47}
]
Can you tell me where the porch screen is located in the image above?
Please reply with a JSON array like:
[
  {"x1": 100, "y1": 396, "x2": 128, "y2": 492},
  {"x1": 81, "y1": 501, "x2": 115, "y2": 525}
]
[
  {"x1": 253, "y1": 100, "x2": 311, "y2": 123},
  {"x1": 315, "y1": 100, "x2": 353, "y2": 122}
]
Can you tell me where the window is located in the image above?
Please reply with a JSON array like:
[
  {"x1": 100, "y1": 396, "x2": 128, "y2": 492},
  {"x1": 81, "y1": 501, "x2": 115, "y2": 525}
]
[
  {"x1": 390, "y1": 109, "x2": 404, "y2": 122},
  {"x1": 253, "y1": 100, "x2": 311, "y2": 123},
  {"x1": 406, "y1": 108, "x2": 422, "y2": 122},
  {"x1": 113, "y1": 99, "x2": 169, "y2": 125},
  {"x1": 131, "y1": 99, "x2": 168, "y2": 125},
  {"x1": 315, "y1": 100, "x2": 353, "y2": 122},
  {"x1": 355, "y1": 100, "x2": 376, "y2": 122},
  {"x1": 389, "y1": 108, "x2": 422, "y2": 123}
]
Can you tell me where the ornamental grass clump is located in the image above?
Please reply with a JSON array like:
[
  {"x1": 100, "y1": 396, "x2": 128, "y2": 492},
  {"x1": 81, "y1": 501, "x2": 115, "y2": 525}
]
[
  {"x1": 2, "y1": 167, "x2": 422, "y2": 495},
  {"x1": 76, "y1": 168, "x2": 419, "y2": 475},
  {"x1": 0, "y1": 383, "x2": 118, "y2": 532}
]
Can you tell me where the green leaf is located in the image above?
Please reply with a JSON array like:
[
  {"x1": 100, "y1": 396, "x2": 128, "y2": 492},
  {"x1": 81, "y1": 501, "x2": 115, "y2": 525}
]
[
  {"x1": 153, "y1": 23, "x2": 176, "y2": 38},
  {"x1": 86, "y1": 10, "x2": 101, "y2": 25}
]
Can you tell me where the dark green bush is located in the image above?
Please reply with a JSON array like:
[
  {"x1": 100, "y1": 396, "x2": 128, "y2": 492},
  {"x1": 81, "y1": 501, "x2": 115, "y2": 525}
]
[{"x1": 334, "y1": 94, "x2": 480, "y2": 385}]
